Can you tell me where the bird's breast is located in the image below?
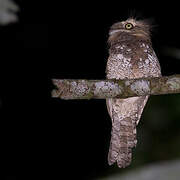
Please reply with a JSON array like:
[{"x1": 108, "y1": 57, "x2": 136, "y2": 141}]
[{"x1": 106, "y1": 42, "x2": 161, "y2": 79}]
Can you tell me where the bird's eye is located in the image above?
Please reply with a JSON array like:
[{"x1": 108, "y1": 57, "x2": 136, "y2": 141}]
[{"x1": 125, "y1": 23, "x2": 133, "y2": 30}]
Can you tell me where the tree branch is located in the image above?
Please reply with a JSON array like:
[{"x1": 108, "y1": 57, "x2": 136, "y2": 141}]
[{"x1": 51, "y1": 74, "x2": 180, "y2": 99}]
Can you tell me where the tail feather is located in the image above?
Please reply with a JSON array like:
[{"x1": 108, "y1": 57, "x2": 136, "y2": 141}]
[
  {"x1": 108, "y1": 116, "x2": 136, "y2": 168},
  {"x1": 106, "y1": 96, "x2": 148, "y2": 168}
]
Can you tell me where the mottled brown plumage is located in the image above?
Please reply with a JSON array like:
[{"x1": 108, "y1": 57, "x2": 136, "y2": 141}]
[{"x1": 106, "y1": 18, "x2": 161, "y2": 168}]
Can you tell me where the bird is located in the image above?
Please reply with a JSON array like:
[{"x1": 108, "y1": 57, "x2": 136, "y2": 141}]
[{"x1": 106, "y1": 17, "x2": 161, "y2": 168}]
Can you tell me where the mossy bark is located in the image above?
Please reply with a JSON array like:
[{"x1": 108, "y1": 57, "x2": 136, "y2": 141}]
[{"x1": 52, "y1": 75, "x2": 180, "y2": 99}]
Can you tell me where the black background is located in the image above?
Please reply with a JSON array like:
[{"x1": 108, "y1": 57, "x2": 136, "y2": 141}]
[
  {"x1": 1, "y1": 0, "x2": 180, "y2": 180},
  {"x1": 49, "y1": 2, "x2": 180, "y2": 179}
]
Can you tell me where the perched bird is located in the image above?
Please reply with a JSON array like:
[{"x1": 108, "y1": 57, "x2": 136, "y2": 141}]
[{"x1": 106, "y1": 18, "x2": 161, "y2": 168}]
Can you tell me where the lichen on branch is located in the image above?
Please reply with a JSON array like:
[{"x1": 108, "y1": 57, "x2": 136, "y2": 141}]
[{"x1": 51, "y1": 74, "x2": 180, "y2": 99}]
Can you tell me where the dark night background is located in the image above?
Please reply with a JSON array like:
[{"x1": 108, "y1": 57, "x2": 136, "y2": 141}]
[{"x1": 1, "y1": 0, "x2": 180, "y2": 180}]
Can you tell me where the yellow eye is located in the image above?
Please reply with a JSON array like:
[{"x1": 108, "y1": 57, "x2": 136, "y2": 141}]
[{"x1": 125, "y1": 23, "x2": 133, "y2": 30}]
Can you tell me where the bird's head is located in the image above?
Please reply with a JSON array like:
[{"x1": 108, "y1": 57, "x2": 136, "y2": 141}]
[{"x1": 108, "y1": 18, "x2": 152, "y2": 44}]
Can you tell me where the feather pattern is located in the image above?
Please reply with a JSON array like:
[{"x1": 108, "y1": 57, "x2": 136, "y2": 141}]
[{"x1": 106, "y1": 18, "x2": 161, "y2": 168}]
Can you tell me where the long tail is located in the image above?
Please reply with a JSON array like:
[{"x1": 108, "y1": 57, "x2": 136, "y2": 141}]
[
  {"x1": 106, "y1": 96, "x2": 148, "y2": 168},
  {"x1": 108, "y1": 115, "x2": 136, "y2": 168}
]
